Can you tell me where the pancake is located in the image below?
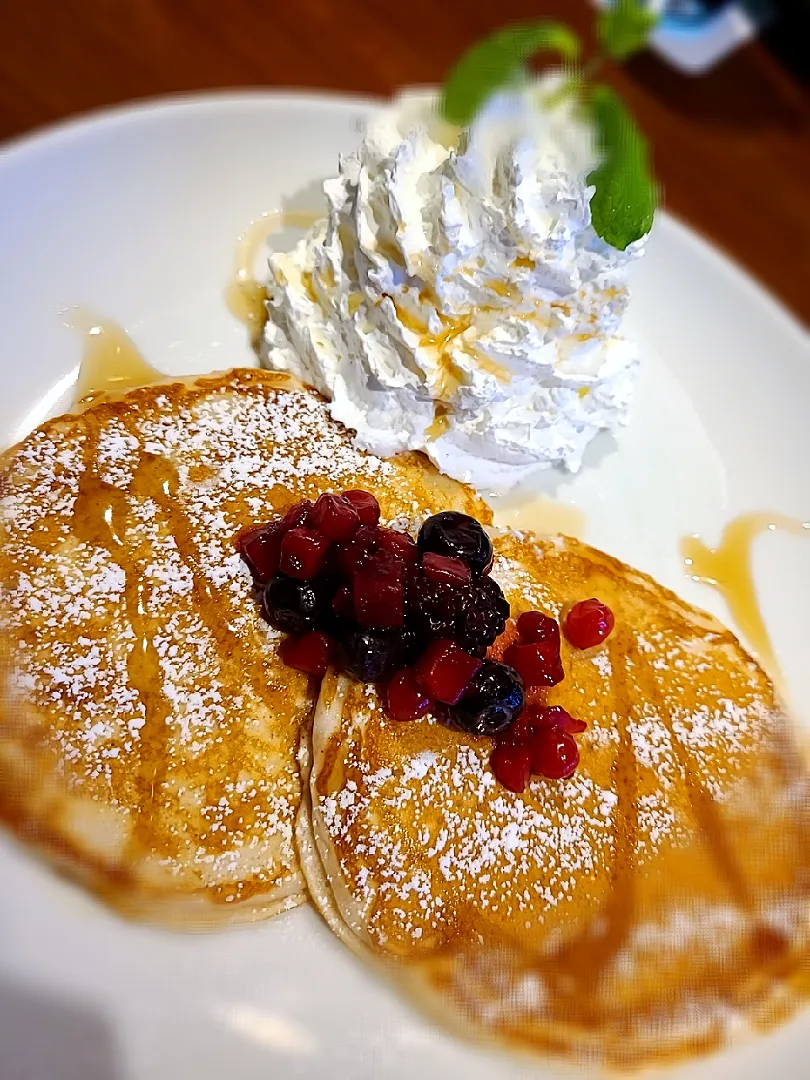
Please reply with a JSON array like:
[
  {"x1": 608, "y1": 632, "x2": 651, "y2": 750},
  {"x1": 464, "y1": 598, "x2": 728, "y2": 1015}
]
[
  {"x1": 0, "y1": 368, "x2": 488, "y2": 928},
  {"x1": 298, "y1": 530, "x2": 810, "y2": 1069}
]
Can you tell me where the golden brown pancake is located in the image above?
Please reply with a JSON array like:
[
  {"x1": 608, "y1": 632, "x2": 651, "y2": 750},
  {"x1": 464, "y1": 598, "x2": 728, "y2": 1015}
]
[
  {"x1": 299, "y1": 531, "x2": 810, "y2": 1069},
  {"x1": 0, "y1": 368, "x2": 488, "y2": 928}
]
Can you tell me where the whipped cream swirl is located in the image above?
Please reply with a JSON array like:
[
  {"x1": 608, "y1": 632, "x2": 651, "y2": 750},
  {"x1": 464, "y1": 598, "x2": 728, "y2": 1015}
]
[{"x1": 261, "y1": 87, "x2": 645, "y2": 492}]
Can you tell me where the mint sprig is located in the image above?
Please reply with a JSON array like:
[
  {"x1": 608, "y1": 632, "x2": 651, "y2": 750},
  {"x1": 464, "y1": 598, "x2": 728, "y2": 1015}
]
[
  {"x1": 439, "y1": 6, "x2": 661, "y2": 251},
  {"x1": 586, "y1": 86, "x2": 657, "y2": 250},
  {"x1": 598, "y1": 0, "x2": 659, "y2": 61},
  {"x1": 441, "y1": 22, "x2": 581, "y2": 128}
]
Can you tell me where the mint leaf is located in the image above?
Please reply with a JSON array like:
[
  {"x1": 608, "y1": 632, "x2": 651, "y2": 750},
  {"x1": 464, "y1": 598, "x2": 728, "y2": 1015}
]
[
  {"x1": 597, "y1": 0, "x2": 659, "y2": 61},
  {"x1": 587, "y1": 85, "x2": 657, "y2": 250},
  {"x1": 441, "y1": 22, "x2": 581, "y2": 127}
]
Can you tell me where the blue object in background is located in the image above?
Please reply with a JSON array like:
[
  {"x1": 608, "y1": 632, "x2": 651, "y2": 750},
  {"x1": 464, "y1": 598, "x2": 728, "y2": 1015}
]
[
  {"x1": 665, "y1": 1, "x2": 732, "y2": 23},
  {"x1": 593, "y1": 1, "x2": 775, "y2": 72}
]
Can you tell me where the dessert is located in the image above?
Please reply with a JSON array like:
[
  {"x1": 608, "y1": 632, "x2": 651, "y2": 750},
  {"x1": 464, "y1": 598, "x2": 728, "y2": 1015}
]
[
  {"x1": 0, "y1": 369, "x2": 486, "y2": 926},
  {"x1": 296, "y1": 530, "x2": 810, "y2": 1069},
  {"x1": 260, "y1": 86, "x2": 645, "y2": 492}
]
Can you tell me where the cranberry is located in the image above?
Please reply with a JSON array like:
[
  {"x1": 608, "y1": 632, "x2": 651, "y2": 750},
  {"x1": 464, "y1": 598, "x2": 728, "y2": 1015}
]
[
  {"x1": 386, "y1": 668, "x2": 432, "y2": 722},
  {"x1": 310, "y1": 493, "x2": 361, "y2": 541},
  {"x1": 342, "y1": 490, "x2": 381, "y2": 527},
  {"x1": 531, "y1": 728, "x2": 580, "y2": 780},
  {"x1": 564, "y1": 598, "x2": 615, "y2": 650},
  {"x1": 517, "y1": 610, "x2": 560, "y2": 647},
  {"x1": 279, "y1": 630, "x2": 334, "y2": 679},
  {"x1": 422, "y1": 552, "x2": 471, "y2": 587},
  {"x1": 534, "y1": 705, "x2": 587, "y2": 734},
  {"x1": 279, "y1": 527, "x2": 330, "y2": 580},
  {"x1": 490, "y1": 743, "x2": 532, "y2": 793},
  {"x1": 280, "y1": 500, "x2": 314, "y2": 531},
  {"x1": 497, "y1": 709, "x2": 537, "y2": 745},
  {"x1": 503, "y1": 641, "x2": 564, "y2": 689},
  {"x1": 415, "y1": 640, "x2": 482, "y2": 705},
  {"x1": 377, "y1": 528, "x2": 418, "y2": 566},
  {"x1": 239, "y1": 522, "x2": 284, "y2": 584},
  {"x1": 353, "y1": 550, "x2": 405, "y2": 628},
  {"x1": 503, "y1": 705, "x2": 586, "y2": 741}
]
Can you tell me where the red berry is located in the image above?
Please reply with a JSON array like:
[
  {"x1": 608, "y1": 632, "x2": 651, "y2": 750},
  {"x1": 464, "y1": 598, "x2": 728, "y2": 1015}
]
[
  {"x1": 530, "y1": 728, "x2": 580, "y2": 780},
  {"x1": 386, "y1": 668, "x2": 432, "y2": 722},
  {"x1": 335, "y1": 527, "x2": 376, "y2": 576},
  {"x1": 414, "y1": 640, "x2": 482, "y2": 705},
  {"x1": 503, "y1": 642, "x2": 564, "y2": 689},
  {"x1": 535, "y1": 705, "x2": 587, "y2": 734},
  {"x1": 517, "y1": 610, "x2": 560, "y2": 647},
  {"x1": 280, "y1": 500, "x2": 314, "y2": 531},
  {"x1": 353, "y1": 550, "x2": 405, "y2": 628},
  {"x1": 564, "y1": 598, "x2": 615, "y2": 650},
  {"x1": 342, "y1": 490, "x2": 381, "y2": 527},
  {"x1": 377, "y1": 528, "x2": 418, "y2": 565},
  {"x1": 497, "y1": 709, "x2": 537, "y2": 745},
  {"x1": 279, "y1": 528, "x2": 330, "y2": 580},
  {"x1": 490, "y1": 743, "x2": 532, "y2": 793},
  {"x1": 422, "y1": 552, "x2": 472, "y2": 586},
  {"x1": 279, "y1": 630, "x2": 334, "y2": 678},
  {"x1": 239, "y1": 522, "x2": 284, "y2": 584},
  {"x1": 310, "y1": 493, "x2": 361, "y2": 541}
]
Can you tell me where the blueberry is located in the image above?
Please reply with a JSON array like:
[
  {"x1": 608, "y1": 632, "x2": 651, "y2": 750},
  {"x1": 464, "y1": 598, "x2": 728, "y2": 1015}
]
[
  {"x1": 451, "y1": 660, "x2": 524, "y2": 737},
  {"x1": 337, "y1": 628, "x2": 409, "y2": 683},
  {"x1": 418, "y1": 512, "x2": 494, "y2": 577},
  {"x1": 263, "y1": 575, "x2": 327, "y2": 635}
]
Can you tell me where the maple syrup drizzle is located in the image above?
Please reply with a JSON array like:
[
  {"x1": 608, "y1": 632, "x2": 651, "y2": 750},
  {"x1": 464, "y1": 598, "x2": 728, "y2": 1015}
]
[
  {"x1": 226, "y1": 209, "x2": 319, "y2": 347},
  {"x1": 69, "y1": 313, "x2": 163, "y2": 406},
  {"x1": 70, "y1": 444, "x2": 291, "y2": 875},
  {"x1": 681, "y1": 513, "x2": 810, "y2": 681},
  {"x1": 491, "y1": 492, "x2": 586, "y2": 538},
  {"x1": 72, "y1": 445, "x2": 174, "y2": 849}
]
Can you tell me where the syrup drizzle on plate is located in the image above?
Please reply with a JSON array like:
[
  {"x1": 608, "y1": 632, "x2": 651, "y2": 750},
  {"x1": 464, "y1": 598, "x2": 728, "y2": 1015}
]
[
  {"x1": 491, "y1": 492, "x2": 586, "y2": 539},
  {"x1": 68, "y1": 312, "x2": 163, "y2": 405},
  {"x1": 225, "y1": 210, "x2": 319, "y2": 347},
  {"x1": 681, "y1": 513, "x2": 810, "y2": 683}
]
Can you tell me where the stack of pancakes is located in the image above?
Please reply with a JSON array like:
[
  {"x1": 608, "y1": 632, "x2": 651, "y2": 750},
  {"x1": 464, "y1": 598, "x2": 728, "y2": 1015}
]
[{"x1": 2, "y1": 369, "x2": 809, "y2": 1068}]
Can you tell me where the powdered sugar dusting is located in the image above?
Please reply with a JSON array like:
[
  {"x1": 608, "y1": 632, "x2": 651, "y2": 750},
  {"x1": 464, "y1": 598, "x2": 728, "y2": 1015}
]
[{"x1": 0, "y1": 375, "x2": 444, "y2": 900}]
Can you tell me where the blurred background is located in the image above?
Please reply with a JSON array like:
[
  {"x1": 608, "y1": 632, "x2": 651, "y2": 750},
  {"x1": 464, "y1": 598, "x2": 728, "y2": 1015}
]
[{"x1": 0, "y1": 0, "x2": 807, "y2": 323}]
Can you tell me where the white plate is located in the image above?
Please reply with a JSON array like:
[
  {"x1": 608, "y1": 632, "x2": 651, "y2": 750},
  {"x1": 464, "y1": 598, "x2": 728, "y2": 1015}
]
[{"x1": 1, "y1": 93, "x2": 809, "y2": 1080}]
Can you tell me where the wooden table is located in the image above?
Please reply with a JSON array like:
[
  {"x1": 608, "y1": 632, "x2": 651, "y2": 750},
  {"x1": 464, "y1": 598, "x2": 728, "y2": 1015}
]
[{"x1": 2, "y1": 0, "x2": 808, "y2": 324}]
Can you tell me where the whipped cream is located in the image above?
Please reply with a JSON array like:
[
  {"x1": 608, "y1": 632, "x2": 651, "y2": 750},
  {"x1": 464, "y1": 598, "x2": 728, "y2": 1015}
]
[{"x1": 261, "y1": 86, "x2": 645, "y2": 492}]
